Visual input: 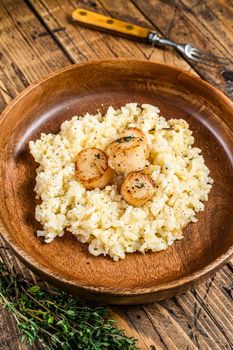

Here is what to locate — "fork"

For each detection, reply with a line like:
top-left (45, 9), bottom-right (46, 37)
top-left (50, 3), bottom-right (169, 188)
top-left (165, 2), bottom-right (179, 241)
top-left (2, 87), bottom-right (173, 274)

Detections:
top-left (147, 33), bottom-right (228, 65)
top-left (72, 8), bottom-right (229, 66)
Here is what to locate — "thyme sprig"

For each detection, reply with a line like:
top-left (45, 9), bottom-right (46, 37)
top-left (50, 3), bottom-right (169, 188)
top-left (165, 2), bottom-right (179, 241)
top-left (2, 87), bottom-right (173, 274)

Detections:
top-left (0, 262), bottom-right (138, 350)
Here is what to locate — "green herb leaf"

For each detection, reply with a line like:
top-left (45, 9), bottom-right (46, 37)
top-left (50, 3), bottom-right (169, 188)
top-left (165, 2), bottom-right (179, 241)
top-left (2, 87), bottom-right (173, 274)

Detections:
top-left (29, 285), bottom-right (41, 294)
top-left (0, 262), bottom-right (139, 350)
top-left (47, 316), bottom-right (54, 324)
top-left (116, 136), bottom-right (135, 143)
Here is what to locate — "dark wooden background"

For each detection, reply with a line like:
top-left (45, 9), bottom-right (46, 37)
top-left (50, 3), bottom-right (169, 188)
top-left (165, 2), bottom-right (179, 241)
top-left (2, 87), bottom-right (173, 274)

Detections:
top-left (0, 0), bottom-right (232, 349)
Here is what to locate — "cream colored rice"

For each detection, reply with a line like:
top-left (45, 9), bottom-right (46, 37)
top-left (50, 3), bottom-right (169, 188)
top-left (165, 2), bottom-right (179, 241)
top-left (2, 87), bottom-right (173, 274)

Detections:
top-left (29, 103), bottom-right (213, 261)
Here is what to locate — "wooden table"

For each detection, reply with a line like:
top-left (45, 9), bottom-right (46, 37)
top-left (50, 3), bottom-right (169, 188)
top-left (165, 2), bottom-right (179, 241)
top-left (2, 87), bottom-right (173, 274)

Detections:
top-left (0, 1), bottom-right (232, 349)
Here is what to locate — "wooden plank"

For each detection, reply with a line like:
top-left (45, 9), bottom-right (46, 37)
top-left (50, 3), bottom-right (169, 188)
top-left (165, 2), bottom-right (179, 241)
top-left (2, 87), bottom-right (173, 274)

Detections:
top-left (0, 0), bottom-right (72, 285)
top-left (0, 0), bottom-right (70, 86)
top-left (27, 0), bottom-right (193, 71)
top-left (195, 267), bottom-right (233, 348)
top-left (0, 2), bottom-right (69, 349)
top-left (144, 285), bottom-right (232, 350)
top-left (175, 0), bottom-right (233, 56)
top-left (0, 241), bottom-right (42, 350)
top-left (131, 0), bottom-right (233, 98)
top-left (0, 307), bottom-right (41, 350)
top-left (110, 307), bottom-right (152, 350)
top-left (27, 0), bottom-right (126, 61)
top-left (169, 294), bottom-right (230, 350)
top-left (123, 305), bottom-right (176, 350)
top-left (124, 305), bottom-right (194, 350)
top-left (156, 265), bottom-right (233, 350)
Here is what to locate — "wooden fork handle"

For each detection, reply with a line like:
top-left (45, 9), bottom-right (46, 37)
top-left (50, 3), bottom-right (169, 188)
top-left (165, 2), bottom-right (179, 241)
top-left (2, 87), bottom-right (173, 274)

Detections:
top-left (72, 8), bottom-right (151, 41)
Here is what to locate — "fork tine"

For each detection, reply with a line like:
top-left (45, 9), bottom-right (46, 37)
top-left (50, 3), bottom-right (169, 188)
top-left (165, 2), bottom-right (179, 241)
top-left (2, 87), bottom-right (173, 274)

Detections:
top-left (191, 48), bottom-right (230, 63)
top-left (192, 48), bottom-right (226, 58)
top-left (193, 54), bottom-right (229, 64)
top-left (191, 54), bottom-right (229, 65)
top-left (187, 51), bottom-right (227, 66)
top-left (192, 53), bottom-right (228, 62)
top-left (189, 55), bottom-right (227, 66)
top-left (187, 55), bottom-right (205, 63)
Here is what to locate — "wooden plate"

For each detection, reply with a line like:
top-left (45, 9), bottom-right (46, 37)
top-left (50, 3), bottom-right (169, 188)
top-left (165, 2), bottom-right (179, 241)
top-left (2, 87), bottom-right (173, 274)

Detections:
top-left (0, 59), bottom-right (233, 304)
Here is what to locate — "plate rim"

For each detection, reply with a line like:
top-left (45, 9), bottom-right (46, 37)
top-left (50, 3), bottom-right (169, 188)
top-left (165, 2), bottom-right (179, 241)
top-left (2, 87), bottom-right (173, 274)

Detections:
top-left (0, 58), bottom-right (233, 296)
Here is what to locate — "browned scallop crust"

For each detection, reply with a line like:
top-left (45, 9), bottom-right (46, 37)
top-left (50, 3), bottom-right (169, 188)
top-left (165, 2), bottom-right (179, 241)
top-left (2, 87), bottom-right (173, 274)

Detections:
top-left (121, 127), bottom-right (150, 158)
top-left (121, 171), bottom-right (156, 207)
top-left (75, 148), bottom-right (115, 190)
top-left (106, 128), bottom-right (150, 173)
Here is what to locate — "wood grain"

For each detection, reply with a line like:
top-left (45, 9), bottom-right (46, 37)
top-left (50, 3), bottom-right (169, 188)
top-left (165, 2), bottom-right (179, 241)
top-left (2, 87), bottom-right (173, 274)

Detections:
top-left (0, 0), bottom-right (233, 349)
top-left (27, 0), bottom-right (193, 70)
top-left (0, 0), bottom-right (71, 85)
top-left (132, 0), bottom-right (233, 97)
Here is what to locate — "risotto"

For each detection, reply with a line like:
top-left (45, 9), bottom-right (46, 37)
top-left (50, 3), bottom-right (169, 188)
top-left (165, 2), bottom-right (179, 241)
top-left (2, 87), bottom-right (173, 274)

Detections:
top-left (29, 103), bottom-right (213, 261)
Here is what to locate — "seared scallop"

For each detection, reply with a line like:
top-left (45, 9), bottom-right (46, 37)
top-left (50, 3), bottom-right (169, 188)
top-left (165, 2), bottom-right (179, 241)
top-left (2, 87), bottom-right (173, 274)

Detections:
top-left (121, 127), bottom-right (150, 158)
top-left (121, 171), bottom-right (156, 207)
top-left (75, 148), bottom-right (115, 190)
top-left (106, 128), bottom-right (150, 173)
